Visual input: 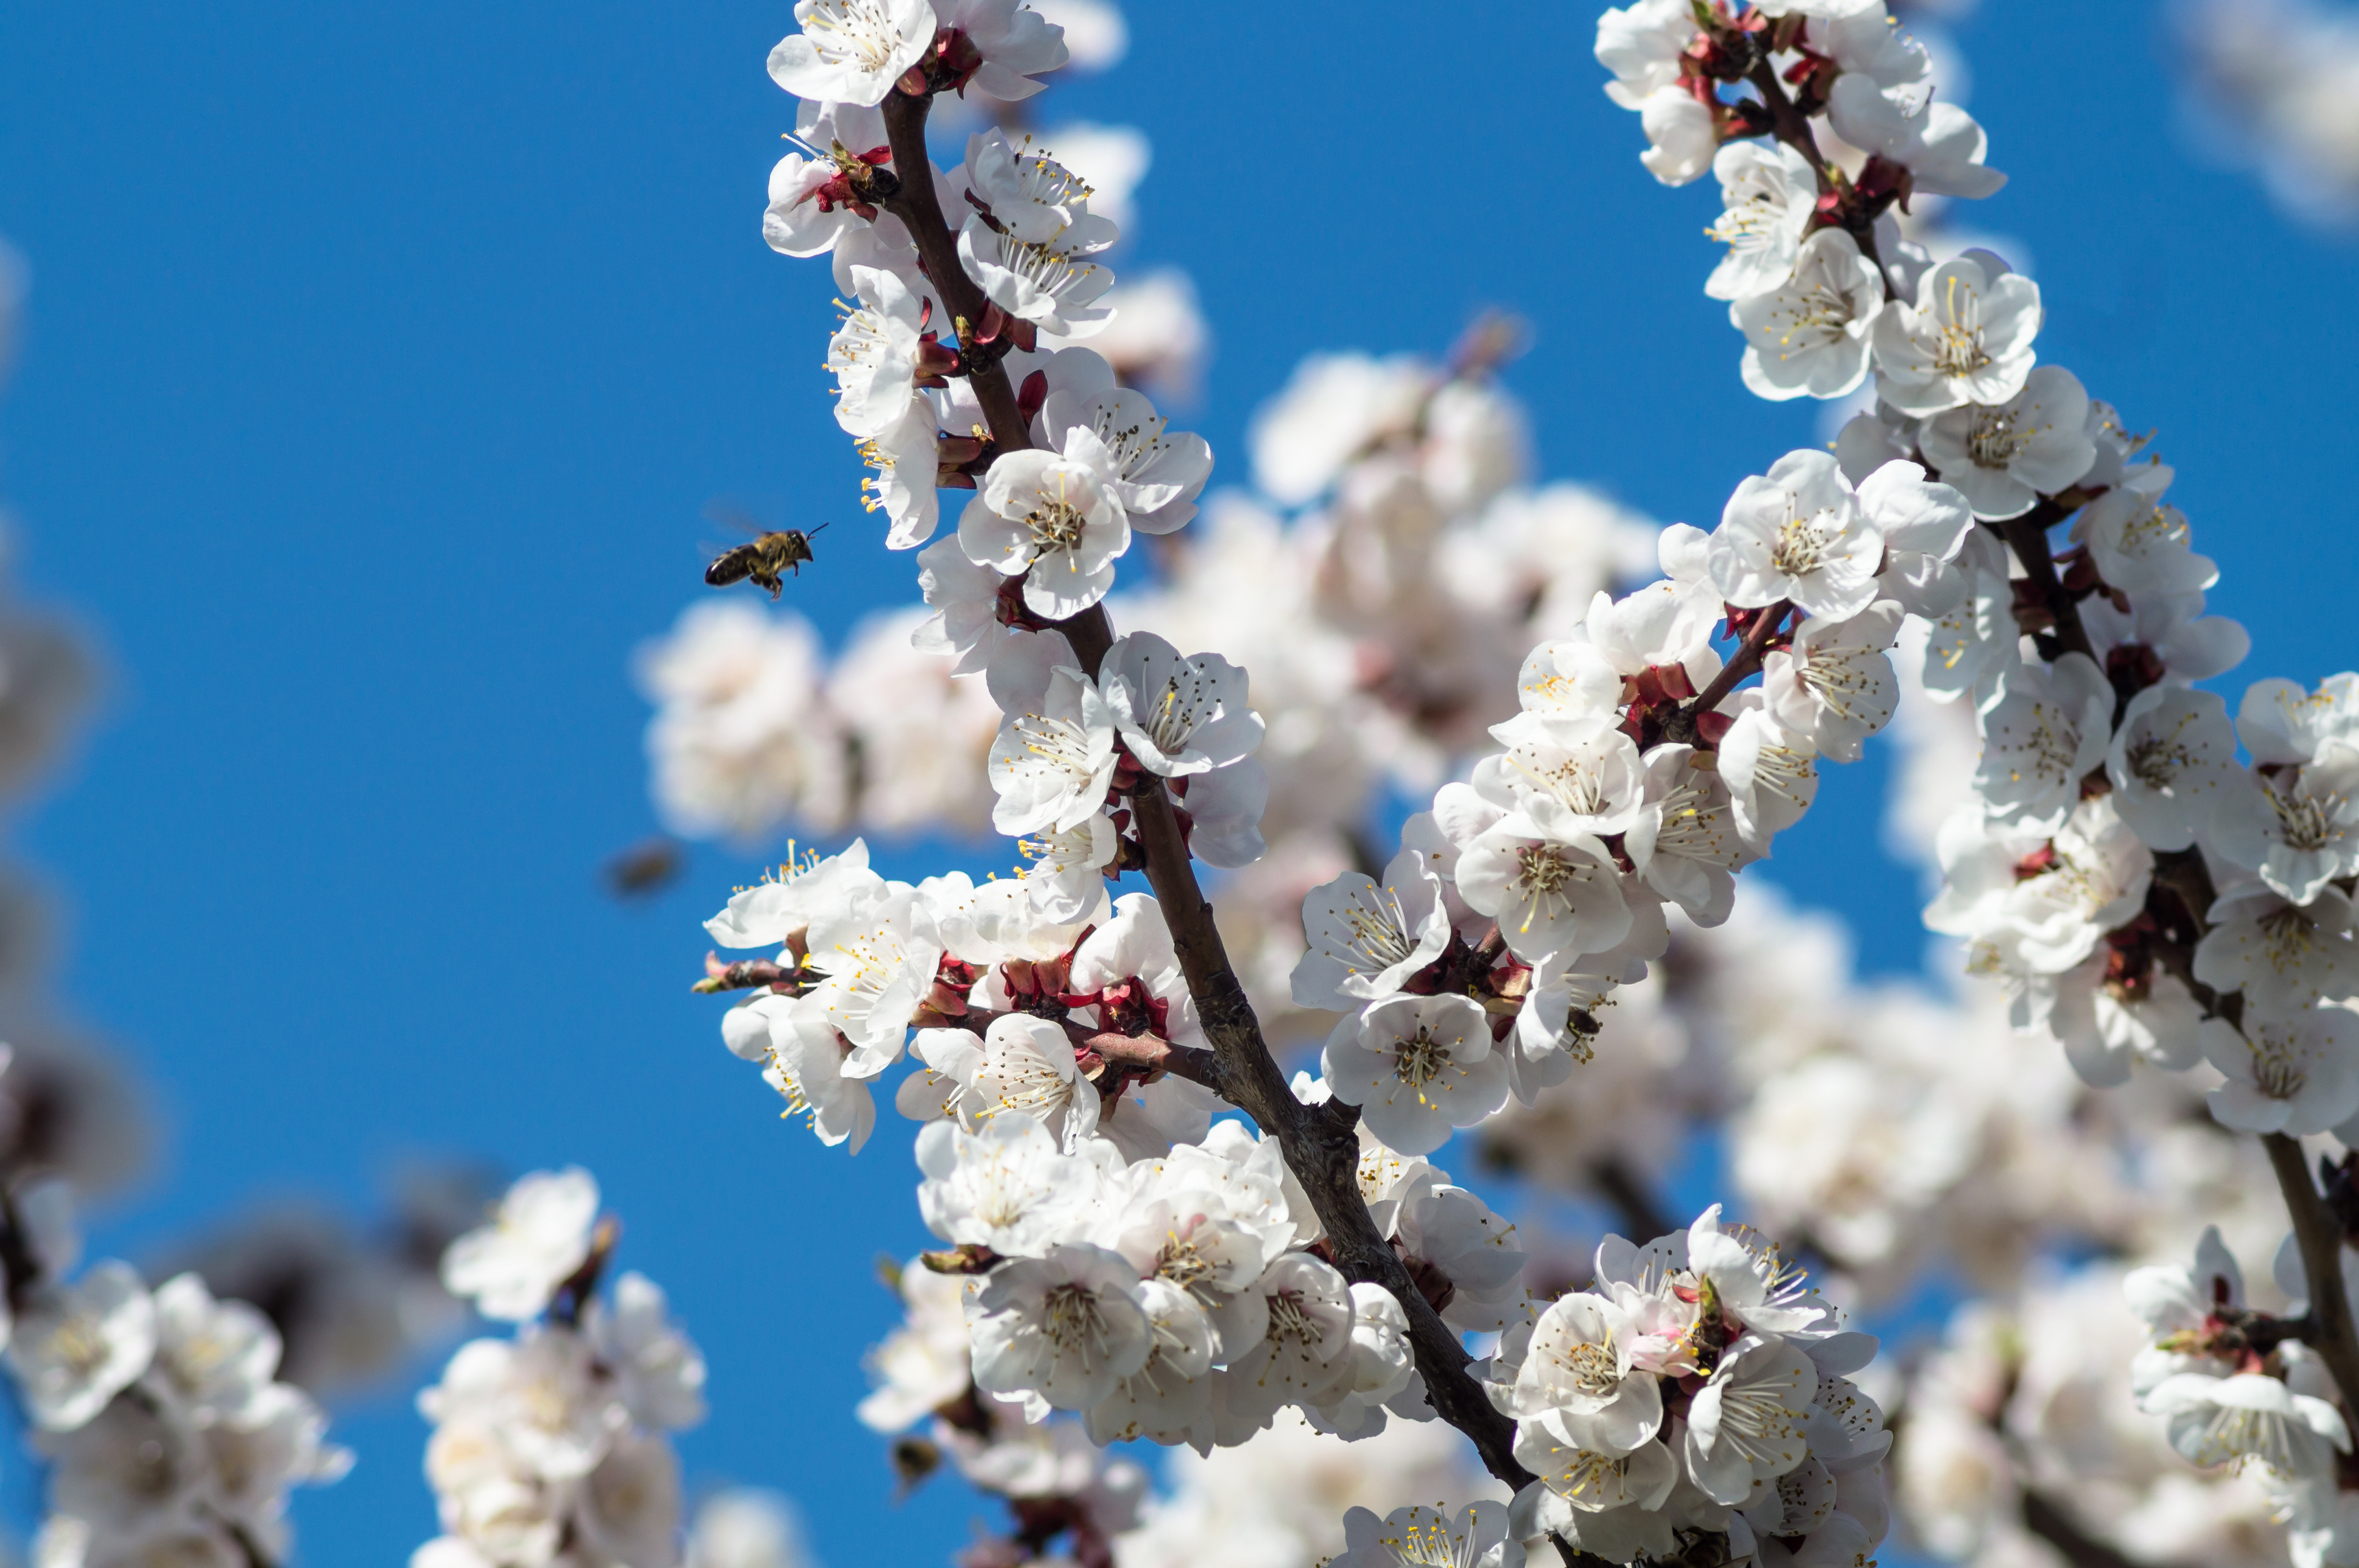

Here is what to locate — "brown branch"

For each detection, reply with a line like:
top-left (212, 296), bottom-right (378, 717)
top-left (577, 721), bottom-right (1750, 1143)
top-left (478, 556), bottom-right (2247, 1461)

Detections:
top-left (1678, 598), bottom-right (1790, 729)
top-left (873, 85), bottom-right (1538, 1497)
top-left (877, 91), bottom-right (1033, 454)
top-left (2264, 1134), bottom-right (2359, 1418)
top-left (2145, 849), bottom-right (2359, 1416)
top-left (1992, 500), bottom-right (2095, 664)
top-left (1739, 54), bottom-right (1901, 300)
top-left (2019, 1487), bottom-right (2142, 1568)
top-left (1588, 1156), bottom-right (1677, 1248)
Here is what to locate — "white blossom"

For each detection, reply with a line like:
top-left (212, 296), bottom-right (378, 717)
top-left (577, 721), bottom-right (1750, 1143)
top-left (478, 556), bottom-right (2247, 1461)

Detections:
top-left (958, 443), bottom-right (1131, 618)
top-left (1320, 993), bottom-right (1507, 1157)
top-left (766, 0), bottom-right (937, 107)
top-left (440, 1169), bottom-right (600, 1323)
top-left (969, 1243), bottom-right (1152, 1411)
top-left (1708, 448), bottom-right (1886, 621)
top-left (1733, 228), bottom-right (1886, 402)
top-left (1704, 141), bottom-right (1818, 303)
top-left (1918, 364), bottom-right (2100, 521)
top-left (1870, 252), bottom-right (2041, 417)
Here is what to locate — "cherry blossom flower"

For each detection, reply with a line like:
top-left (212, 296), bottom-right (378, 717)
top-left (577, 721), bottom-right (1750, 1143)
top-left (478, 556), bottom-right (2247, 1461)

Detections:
top-left (1096, 632), bottom-right (1261, 777)
top-left (1704, 142), bottom-right (1818, 303)
top-left (1289, 851), bottom-right (1451, 1011)
top-left (986, 664), bottom-right (1118, 836)
top-left (956, 209), bottom-right (1117, 338)
top-left (2239, 672), bottom-right (2359, 766)
top-left (1037, 378), bottom-right (1211, 535)
top-left (1492, 1291), bottom-right (1663, 1453)
top-left (1870, 253), bottom-right (2041, 417)
top-left (705, 840), bottom-right (882, 951)
top-left (1719, 700), bottom-right (1820, 852)
top-left (2070, 463), bottom-right (2219, 598)
top-left (1708, 448), bottom-right (1886, 621)
top-left (2194, 880), bottom-right (2359, 1016)
top-left (2106, 684), bottom-right (2242, 852)
top-left (2212, 740), bottom-right (2359, 904)
top-left (148, 1273), bottom-right (279, 1421)
top-left (968, 1243), bottom-right (1151, 1412)
top-left (1733, 229), bottom-right (1886, 402)
top-left (915, 1116), bottom-right (1099, 1256)
top-left (828, 266), bottom-right (935, 440)
top-left (1635, 86), bottom-right (1716, 186)
top-left (1594, 0), bottom-right (1698, 109)
top-left (838, 397), bottom-right (937, 547)
top-left (1916, 530), bottom-right (2021, 705)
top-left (1392, 1183), bottom-right (1527, 1334)
top-left (1762, 602), bottom-right (1902, 764)
top-left (760, 995), bottom-right (879, 1151)
top-left (2198, 1004), bottom-right (2359, 1136)
top-left (1623, 743), bottom-right (1744, 924)
top-left (585, 1272), bottom-right (707, 1433)
top-left (1017, 812), bottom-right (1118, 922)
top-left (1972, 651), bottom-right (2113, 832)
top-left (933, 0), bottom-right (1070, 100)
top-left (10, 1263), bottom-right (152, 1432)
top-left (802, 879), bottom-right (944, 1077)
top-left (441, 1169), bottom-right (600, 1323)
top-left (1454, 816), bottom-right (1633, 966)
top-left (2143, 1371), bottom-right (2349, 1480)
top-left (1221, 1253), bottom-right (1356, 1426)
top-left (1858, 458), bottom-right (1975, 617)
top-left (1682, 1334), bottom-right (1816, 1504)
top-left (766, 0), bottom-right (937, 106)
top-left (1918, 364), bottom-right (2098, 521)
top-left (959, 443), bottom-right (1131, 618)
top-left (1330, 1502), bottom-right (1525, 1568)
top-left (1320, 993), bottom-right (1507, 1156)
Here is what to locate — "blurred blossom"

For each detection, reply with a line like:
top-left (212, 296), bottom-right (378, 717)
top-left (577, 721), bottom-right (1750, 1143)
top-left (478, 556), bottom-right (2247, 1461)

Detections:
top-left (2177, 0), bottom-right (2359, 226)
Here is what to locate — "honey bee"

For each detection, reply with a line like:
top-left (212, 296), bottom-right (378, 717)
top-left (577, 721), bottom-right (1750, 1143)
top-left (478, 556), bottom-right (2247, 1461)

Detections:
top-left (703, 520), bottom-right (829, 599)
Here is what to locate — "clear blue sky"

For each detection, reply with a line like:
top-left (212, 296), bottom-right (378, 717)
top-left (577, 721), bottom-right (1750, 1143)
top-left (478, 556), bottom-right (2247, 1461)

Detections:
top-left (0, 1), bottom-right (2349, 1561)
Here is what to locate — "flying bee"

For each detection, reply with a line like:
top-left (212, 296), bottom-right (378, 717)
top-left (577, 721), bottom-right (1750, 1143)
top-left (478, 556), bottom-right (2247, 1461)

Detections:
top-left (703, 519), bottom-right (829, 599)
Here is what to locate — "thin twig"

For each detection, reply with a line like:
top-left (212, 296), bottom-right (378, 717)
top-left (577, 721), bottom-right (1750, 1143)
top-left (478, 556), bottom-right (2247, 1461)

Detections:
top-left (1680, 598), bottom-right (1790, 725)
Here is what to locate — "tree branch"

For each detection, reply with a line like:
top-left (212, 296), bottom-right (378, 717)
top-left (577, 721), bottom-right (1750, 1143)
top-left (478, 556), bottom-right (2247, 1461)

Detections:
top-left (1991, 501), bottom-right (2095, 664)
top-left (2019, 1486), bottom-right (2142, 1568)
top-left (874, 84), bottom-right (1539, 1496)
top-left (877, 91), bottom-right (1033, 454)
top-left (1682, 598), bottom-right (1790, 725)
top-left (2146, 850), bottom-right (2359, 1416)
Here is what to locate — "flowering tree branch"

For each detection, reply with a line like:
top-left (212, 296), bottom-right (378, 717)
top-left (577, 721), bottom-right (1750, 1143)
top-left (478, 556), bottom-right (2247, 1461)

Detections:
top-left (873, 76), bottom-right (1542, 1504)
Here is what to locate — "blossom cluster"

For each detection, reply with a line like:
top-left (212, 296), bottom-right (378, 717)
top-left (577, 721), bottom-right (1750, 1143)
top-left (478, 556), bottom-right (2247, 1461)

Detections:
top-left (1599, 0), bottom-right (2359, 1558)
top-left (414, 1169), bottom-right (710, 1568)
top-left (1484, 1207), bottom-right (1889, 1565)
top-left (0, 1175), bottom-right (351, 1568)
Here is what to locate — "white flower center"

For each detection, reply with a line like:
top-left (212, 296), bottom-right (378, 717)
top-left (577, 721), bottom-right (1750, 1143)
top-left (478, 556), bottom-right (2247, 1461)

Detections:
top-left (1041, 1282), bottom-right (1114, 1359)
top-left (1266, 1289), bottom-right (1324, 1348)
top-left (1391, 1025), bottom-right (1453, 1092)
top-left (1769, 502), bottom-right (1840, 578)
top-left (1964, 403), bottom-right (2044, 471)
top-left (1553, 1337), bottom-right (1621, 1396)
top-left (801, 0), bottom-right (907, 73)
top-left (980, 226), bottom-right (1105, 303)
top-left (1006, 710), bottom-right (1101, 782)
top-left (1932, 273), bottom-right (1992, 378)
top-left (2269, 779), bottom-right (2346, 854)
top-left (1800, 645), bottom-right (1882, 723)
top-left (2124, 712), bottom-right (2204, 792)
top-left (2246, 1022), bottom-right (2308, 1101)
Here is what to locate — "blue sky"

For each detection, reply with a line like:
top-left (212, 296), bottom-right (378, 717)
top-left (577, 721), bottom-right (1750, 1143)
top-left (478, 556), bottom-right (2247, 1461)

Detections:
top-left (0, 1), bottom-right (2353, 1561)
